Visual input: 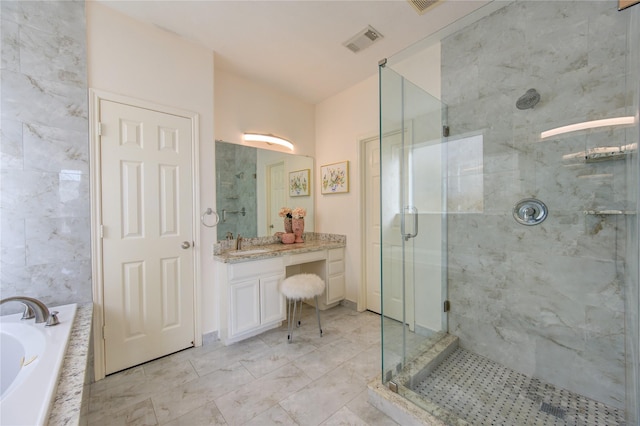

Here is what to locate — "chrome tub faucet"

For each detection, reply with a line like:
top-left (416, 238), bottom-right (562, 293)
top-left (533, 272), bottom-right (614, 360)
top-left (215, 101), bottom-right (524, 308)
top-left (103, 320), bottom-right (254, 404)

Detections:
top-left (0, 296), bottom-right (58, 326)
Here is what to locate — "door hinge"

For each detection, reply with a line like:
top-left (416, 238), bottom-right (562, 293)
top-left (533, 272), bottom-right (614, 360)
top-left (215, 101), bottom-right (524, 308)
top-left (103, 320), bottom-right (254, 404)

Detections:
top-left (99, 225), bottom-right (104, 238)
top-left (102, 324), bottom-right (107, 339)
top-left (443, 125), bottom-right (450, 137)
top-left (444, 300), bottom-right (451, 312)
top-left (97, 122), bottom-right (103, 136)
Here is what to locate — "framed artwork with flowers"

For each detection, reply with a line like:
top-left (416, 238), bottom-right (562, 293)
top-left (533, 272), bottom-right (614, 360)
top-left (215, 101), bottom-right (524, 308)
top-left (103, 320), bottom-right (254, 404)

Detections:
top-left (289, 169), bottom-right (310, 196)
top-left (320, 161), bottom-right (349, 194)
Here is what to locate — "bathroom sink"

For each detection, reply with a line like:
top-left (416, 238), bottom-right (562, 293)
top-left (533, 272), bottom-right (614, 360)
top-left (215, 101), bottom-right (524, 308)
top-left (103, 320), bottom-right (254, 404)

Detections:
top-left (228, 249), bottom-right (270, 256)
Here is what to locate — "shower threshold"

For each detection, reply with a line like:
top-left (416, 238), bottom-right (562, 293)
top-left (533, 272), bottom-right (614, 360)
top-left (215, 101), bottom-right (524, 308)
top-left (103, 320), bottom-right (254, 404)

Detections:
top-left (370, 334), bottom-right (626, 426)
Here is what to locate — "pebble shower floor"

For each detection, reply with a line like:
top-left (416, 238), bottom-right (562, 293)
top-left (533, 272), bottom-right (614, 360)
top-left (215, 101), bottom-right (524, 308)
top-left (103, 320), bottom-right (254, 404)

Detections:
top-left (413, 348), bottom-right (625, 425)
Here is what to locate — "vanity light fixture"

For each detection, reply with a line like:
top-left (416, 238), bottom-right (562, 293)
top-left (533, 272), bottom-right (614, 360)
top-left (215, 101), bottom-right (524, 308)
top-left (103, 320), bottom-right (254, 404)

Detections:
top-left (243, 133), bottom-right (294, 151)
top-left (540, 116), bottom-right (635, 139)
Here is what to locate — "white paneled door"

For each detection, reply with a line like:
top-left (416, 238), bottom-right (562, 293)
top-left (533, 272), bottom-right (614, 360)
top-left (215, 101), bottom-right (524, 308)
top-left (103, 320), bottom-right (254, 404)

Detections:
top-left (380, 130), bottom-right (414, 329)
top-left (100, 100), bottom-right (195, 375)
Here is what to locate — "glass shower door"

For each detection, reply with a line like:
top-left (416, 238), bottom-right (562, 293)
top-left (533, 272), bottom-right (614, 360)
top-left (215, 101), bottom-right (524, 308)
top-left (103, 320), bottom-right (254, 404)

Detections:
top-left (380, 63), bottom-right (448, 385)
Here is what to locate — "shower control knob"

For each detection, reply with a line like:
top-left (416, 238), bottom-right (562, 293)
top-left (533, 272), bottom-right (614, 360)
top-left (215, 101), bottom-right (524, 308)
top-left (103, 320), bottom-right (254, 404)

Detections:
top-left (513, 199), bottom-right (548, 226)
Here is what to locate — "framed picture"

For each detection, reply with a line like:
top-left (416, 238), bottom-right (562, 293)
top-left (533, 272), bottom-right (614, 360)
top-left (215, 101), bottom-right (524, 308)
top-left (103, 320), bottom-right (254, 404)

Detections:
top-left (289, 169), bottom-right (310, 196)
top-left (321, 161), bottom-right (349, 194)
top-left (619, 0), bottom-right (640, 10)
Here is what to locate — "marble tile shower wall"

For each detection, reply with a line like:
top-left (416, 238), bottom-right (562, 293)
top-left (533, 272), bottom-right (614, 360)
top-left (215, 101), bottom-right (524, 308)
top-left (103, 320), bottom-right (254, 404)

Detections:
top-left (441, 1), bottom-right (632, 409)
top-left (215, 142), bottom-right (257, 240)
top-left (0, 1), bottom-right (91, 311)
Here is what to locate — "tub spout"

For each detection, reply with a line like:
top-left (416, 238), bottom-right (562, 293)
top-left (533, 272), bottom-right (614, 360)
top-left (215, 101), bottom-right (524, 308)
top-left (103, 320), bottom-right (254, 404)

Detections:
top-left (0, 296), bottom-right (51, 324)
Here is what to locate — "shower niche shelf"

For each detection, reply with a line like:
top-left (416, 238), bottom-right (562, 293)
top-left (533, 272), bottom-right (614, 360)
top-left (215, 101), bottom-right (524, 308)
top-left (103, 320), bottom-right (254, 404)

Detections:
top-left (583, 210), bottom-right (637, 216)
top-left (584, 144), bottom-right (636, 163)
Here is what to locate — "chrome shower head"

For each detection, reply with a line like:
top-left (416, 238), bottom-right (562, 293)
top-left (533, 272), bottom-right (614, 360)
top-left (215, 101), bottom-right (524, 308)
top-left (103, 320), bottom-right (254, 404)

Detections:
top-left (516, 88), bottom-right (540, 110)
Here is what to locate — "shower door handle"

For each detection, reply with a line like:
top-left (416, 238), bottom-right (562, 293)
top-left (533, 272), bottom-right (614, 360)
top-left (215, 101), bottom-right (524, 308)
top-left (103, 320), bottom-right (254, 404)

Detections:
top-left (401, 206), bottom-right (418, 241)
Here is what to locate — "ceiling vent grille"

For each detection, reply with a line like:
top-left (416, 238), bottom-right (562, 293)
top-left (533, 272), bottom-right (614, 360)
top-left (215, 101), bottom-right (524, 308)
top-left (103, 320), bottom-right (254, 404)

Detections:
top-left (407, 0), bottom-right (441, 15)
top-left (343, 25), bottom-right (384, 54)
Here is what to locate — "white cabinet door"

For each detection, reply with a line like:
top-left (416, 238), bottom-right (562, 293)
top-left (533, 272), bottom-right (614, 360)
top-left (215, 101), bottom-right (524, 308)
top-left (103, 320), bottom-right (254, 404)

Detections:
top-left (260, 274), bottom-right (285, 325)
top-left (230, 279), bottom-right (260, 336)
top-left (326, 248), bottom-right (345, 305)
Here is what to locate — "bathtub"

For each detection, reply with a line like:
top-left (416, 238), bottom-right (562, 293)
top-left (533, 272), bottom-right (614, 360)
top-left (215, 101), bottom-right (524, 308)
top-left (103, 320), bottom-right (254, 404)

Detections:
top-left (0, 303), bottom-right (77, 426)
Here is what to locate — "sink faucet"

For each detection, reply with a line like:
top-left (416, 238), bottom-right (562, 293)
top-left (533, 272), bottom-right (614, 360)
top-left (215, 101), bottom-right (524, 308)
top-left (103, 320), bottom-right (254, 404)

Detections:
top-left (236, 234), bottom-right (242, 250)
top-left (0, 296), bottom-right (51, 324)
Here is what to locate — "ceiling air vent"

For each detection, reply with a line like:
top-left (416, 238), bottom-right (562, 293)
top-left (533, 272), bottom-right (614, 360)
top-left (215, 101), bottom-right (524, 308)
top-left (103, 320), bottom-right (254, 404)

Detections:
top-left (343, 25), bottom-right (383, 54)
top-left (407, 0), bottom-right (441, 15)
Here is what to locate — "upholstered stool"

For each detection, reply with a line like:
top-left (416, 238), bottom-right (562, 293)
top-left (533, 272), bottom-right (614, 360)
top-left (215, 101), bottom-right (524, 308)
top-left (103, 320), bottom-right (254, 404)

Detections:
top-left (279, 273), bottom-right (325, 343)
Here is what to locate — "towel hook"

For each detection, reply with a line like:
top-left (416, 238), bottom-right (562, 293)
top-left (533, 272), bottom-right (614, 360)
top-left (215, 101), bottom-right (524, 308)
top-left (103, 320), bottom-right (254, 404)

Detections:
top-left (201, 208), bottom-right (220, 228)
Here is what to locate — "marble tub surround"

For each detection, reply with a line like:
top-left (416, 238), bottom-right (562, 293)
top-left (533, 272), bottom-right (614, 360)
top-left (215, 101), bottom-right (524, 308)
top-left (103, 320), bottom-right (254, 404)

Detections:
top-left (49, 303), bottom-right (93, 426)
top-left (0, 0), bottom-right (93, 313)
top-left (213, 232), bottom-right (346, 263)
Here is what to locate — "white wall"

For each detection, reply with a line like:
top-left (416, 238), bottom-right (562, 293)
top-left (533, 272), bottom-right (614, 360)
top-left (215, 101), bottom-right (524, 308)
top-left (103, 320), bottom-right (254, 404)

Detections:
top-left (315, 75), bottom-right (379, 304)
top-left (86, 2), bottom-right (218, 333)
top-left (315, 44), bottom-right (442, 309)
top-left (214, 69), bottom-right (315, 157)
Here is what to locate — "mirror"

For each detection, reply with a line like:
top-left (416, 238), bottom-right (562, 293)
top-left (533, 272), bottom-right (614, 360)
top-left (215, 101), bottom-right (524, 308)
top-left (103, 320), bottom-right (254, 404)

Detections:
top-left (215, 140), bottom-right (314, 241)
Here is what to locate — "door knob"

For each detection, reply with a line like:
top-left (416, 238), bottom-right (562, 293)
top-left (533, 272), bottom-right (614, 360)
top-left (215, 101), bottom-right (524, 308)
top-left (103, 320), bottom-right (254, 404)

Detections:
top-left (181, 241), bottom-right (191, 249)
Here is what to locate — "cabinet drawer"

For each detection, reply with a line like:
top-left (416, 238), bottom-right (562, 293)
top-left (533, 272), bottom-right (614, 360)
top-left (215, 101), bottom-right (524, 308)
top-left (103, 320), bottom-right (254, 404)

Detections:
top-left (328, 260), bottom-right (344, 275)
top-left (328, 247), bottom-right (344, 261)
top-left (228, 258), bottom-right (283, 281)
top-left (286, 250), bottom-right (327, 265)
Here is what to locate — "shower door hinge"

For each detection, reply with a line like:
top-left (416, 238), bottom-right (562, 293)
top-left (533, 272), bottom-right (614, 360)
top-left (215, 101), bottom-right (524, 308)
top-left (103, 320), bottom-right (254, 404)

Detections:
top-left (443, 126), bottom-right (450, 137)
top-left (444, 300), bottom-right (451, 312)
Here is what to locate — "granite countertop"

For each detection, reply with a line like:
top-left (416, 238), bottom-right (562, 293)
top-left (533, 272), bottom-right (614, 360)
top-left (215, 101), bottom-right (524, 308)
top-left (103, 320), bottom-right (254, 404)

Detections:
top-left (48, 303), bottom-right (93, 426)
top-left (214, 232), bottom-right (346, 263)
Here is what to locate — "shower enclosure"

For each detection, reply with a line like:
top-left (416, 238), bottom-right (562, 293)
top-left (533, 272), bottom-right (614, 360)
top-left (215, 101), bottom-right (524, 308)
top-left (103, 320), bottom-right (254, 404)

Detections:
top-left (378, 1), bottom-right (639, 424)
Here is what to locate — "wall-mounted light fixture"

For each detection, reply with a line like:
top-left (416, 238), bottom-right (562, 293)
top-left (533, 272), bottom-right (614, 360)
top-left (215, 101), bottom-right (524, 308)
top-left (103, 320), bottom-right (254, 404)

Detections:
top-left (243, 133), bottom-right (294, 151)
top-left (541, 116), bottom-right (635, 139)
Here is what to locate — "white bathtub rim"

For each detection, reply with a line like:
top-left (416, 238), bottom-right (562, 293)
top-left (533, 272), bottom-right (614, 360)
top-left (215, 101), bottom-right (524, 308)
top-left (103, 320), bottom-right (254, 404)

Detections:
top-left (0, 303), bottom-right (77, 426)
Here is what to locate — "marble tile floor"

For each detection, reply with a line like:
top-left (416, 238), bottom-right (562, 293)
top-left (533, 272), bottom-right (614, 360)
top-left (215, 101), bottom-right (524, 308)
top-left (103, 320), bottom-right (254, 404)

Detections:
top-left (87, 304), bottom-right (400, 426)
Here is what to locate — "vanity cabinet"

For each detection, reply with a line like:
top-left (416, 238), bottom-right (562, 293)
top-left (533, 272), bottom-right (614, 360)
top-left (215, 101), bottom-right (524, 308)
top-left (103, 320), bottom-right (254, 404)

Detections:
top-left (215, 240), bottom-right (346, 345)
top-left (220, 258), bottom-right (285, 344)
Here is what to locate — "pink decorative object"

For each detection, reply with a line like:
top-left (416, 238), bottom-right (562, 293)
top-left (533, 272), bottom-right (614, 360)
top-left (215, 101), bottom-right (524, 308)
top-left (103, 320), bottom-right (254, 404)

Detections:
top-left (281, 233), bottom-right (295, 244)
top-left (284, 217), bottom-right (293, 233)
top-left (292, 218), bottom-right (304, 243)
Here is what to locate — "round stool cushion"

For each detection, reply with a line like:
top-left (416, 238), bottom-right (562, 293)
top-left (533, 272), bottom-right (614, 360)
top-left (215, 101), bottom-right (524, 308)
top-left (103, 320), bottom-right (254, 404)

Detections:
top-left (280, 273), bottom-right (325, 299)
